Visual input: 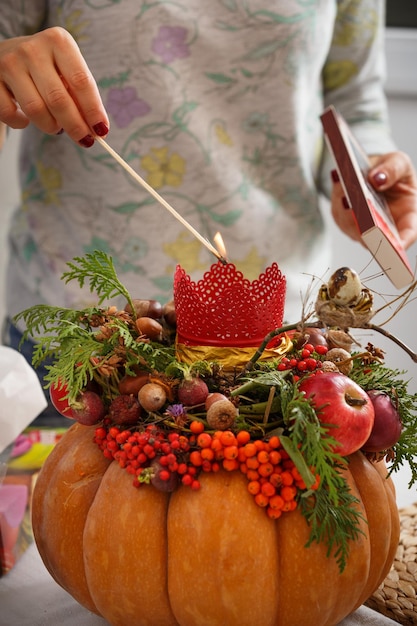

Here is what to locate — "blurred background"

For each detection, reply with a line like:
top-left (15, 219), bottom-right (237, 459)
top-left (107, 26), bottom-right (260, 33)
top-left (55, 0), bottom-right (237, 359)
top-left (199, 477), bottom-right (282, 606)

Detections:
top-left (0, 5), bottom-right (416, 505)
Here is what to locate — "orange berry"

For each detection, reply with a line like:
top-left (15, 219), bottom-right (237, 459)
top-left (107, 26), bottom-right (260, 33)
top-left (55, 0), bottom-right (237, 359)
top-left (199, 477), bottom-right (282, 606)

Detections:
top-left (280, 470), bottom-right (294, 486)
top-left (257, 450), bottom-right (269, 464)
top-left (267, 507), bottom-right (282, 520)
top-left (291, 466), bottom-right (302, 481)
top-left (243, 442), bottom-right (257, 458)
top-left (210, 438), bottom-right (223, 452)
top-left (200, 447), bottom-right (214, 461)
top-left (254, 492), bottom-right (269, 508)
top-left (247, 480), bottom-right (261, 495)
top-left (246, 469), bottom-right (260, 482)
top-left (269, 494), bottom-right (285, 510)
top-left (311, 474), bottom-right (321, 490)
top-left (236, 430), bottom-right (251, 445)
top-left (268, 435), bottom-right (281, 449)
top-left (269, 450), bottom-right (281, 465)
top-left (254, 439), bottom-right (266, 451)
top-left (190, 420), bottom-right (205, 435)
top-left (269, 473), bottom-right (283, 488)
top-left (220, 430), bottom-right (237, 447)
top-left (282, 499), bottom-right (297, 512)
top-left (189, 450), bottom-right (203, 467)
top-left (258, 462), bottom-right (274, 477)
top-left (246, 456), bottom-right (260, 470)
top-left (223, 458), bottom-right (239, 472)
top-left (197, 432), bottom-right (212, 448)
top-left (214, 448), bottom-right (225, 461)
top-left (281, 485), bottom-right (297, 501)
top-left (224, 445), bottom-right (238, 460)
top-left (237, 447), bottom-right (247, 462)
top-left (261, 481), bottom-right (276, 498)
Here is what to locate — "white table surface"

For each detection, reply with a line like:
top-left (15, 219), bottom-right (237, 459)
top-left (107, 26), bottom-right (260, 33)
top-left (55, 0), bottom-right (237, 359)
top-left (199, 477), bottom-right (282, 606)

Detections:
top-left (0, 540), bottom-right (398, 626)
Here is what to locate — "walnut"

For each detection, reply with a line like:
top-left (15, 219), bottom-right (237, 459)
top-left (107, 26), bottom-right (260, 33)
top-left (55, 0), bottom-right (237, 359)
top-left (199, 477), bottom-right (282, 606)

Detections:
top-left (325, 348), bottom-right (353, 375)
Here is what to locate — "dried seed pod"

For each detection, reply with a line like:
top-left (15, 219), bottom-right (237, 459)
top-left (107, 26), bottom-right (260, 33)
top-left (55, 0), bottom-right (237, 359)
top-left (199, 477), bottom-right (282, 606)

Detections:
top-left (206, 399), bottom-right (238, 430)
top-left (325, 348), bottom-right (353, 375)
top-left (326, 329), bottom-right (353, 351)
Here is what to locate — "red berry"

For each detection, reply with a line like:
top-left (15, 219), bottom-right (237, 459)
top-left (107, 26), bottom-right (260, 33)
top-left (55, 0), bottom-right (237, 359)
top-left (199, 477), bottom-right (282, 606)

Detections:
top-left (181, 474), bottom-right (193, 486)
top-left (159, 470), bottom-right (171, 482)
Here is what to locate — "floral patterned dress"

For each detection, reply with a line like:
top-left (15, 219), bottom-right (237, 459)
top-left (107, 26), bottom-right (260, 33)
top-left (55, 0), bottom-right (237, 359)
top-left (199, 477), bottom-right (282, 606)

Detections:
top-left (0, 0), bottom-right (395, 322)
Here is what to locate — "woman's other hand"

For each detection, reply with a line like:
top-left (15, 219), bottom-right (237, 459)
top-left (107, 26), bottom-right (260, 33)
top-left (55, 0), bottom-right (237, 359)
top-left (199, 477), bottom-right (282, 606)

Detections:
top-left (330, 151), bottom-right (417, 249)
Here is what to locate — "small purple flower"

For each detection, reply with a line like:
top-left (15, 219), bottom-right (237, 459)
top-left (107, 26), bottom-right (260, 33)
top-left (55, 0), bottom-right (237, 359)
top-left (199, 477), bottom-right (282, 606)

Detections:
top-left (164, 404), bottom-right (188, 426)
top-left (151, 26), bottom-right (190, 64)
top-left (106, 86), bottom-right (151, 128)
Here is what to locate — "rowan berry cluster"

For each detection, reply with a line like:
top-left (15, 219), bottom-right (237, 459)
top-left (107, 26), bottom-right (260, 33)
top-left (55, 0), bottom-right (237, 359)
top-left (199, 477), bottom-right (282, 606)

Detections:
top-left (94, 420), bottom-right (320, 517)
top-left (277, 342), bottom-right (328, 379)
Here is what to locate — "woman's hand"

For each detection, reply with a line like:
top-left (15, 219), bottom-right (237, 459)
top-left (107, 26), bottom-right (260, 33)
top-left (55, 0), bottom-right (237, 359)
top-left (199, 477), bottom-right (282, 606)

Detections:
top-left (0, 27), bottom-right (109, 146)
top-left (330, 151), bottom-right (417, 249)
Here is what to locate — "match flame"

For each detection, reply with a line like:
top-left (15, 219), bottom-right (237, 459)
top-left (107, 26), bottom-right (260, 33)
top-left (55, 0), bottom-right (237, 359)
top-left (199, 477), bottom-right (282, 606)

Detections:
top-left (213, 232), bottom-right (227, 262)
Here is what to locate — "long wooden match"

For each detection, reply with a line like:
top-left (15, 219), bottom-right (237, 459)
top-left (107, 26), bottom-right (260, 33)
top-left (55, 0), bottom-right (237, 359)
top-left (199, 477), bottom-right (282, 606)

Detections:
top-left (96, 137), bottom-right (227, 264)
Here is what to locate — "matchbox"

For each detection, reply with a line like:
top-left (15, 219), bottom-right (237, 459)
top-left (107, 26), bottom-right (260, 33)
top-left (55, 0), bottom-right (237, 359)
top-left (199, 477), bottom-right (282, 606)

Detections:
top-left (320, 105), bottom-right (414, 289)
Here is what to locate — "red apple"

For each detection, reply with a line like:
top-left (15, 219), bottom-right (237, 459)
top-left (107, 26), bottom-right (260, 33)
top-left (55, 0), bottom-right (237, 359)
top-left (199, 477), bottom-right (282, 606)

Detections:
top-left (298, 372), bottom-right (375, 456)
top-left (49, 380), bottom-right (74, 418)
top-left (361, 390), bottom-right (402, 452)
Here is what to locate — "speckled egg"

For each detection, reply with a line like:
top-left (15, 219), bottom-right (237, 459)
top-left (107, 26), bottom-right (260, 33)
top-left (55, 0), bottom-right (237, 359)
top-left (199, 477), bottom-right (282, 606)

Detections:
top-left (327, 267), bottom-right (362, 306)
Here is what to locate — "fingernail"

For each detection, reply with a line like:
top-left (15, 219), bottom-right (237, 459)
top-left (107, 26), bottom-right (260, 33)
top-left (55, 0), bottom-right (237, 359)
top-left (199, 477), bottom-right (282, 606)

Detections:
top-left (331, 169), bottom-right (340, 183)
top-left (79, 134), bottom-right (95, 148)
top-left (372, 171), bottom-right (387, 186)
top-left (342, 196), bottom-right (350, 210)
top-left (93, 122), bottom-right (109, 137)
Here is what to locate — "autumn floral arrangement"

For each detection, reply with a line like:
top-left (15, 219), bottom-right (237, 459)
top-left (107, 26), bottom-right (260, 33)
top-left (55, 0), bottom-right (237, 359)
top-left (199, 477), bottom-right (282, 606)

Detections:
top-left (15, 252), bottom-right (417, 572)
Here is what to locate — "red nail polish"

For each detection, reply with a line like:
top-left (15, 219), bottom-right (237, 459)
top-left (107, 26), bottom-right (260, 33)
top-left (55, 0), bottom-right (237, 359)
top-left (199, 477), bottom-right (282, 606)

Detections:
top-left (342, 196), bottom-right (350, 210)
top-left (372, 171), bottom-right (387, 186)
top-left (79, 135), bottom-right (95, 148)
top-left (331, 169), bottom-right (340, 183)
top-left (93, 122), bottom-right (109, 137)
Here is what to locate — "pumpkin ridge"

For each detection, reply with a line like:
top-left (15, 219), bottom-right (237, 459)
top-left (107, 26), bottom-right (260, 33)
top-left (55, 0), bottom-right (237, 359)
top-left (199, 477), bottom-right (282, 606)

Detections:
top-left (324, 461), bottom-right (371, 625)
top-left (346, 452), bottom-right (396, 608)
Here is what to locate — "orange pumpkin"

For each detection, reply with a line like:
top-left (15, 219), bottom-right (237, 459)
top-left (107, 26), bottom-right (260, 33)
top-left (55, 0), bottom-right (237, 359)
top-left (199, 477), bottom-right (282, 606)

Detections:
top-left (32, 422), bottom-right (399, 626)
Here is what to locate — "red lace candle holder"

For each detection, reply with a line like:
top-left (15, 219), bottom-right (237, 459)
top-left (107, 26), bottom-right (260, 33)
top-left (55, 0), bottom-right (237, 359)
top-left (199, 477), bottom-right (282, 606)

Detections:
top-left (173, 262), bottom-right (286, 348)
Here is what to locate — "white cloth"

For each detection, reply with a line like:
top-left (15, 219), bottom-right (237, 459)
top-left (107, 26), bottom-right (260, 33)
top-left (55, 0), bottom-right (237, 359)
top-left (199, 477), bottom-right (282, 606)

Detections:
top-left (0, 542), bottom-right (399, 626)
